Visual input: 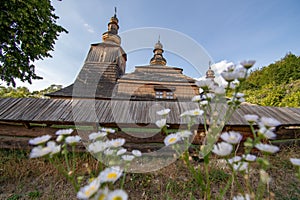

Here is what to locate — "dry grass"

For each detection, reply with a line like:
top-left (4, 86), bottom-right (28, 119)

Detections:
top-left (1, 145), bottom-right (300, 200)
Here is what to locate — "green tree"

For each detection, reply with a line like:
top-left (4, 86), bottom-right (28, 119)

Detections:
top-left (243, 53), bottom-right (300, 107)
top-left (243, 53), bottom-right (300, 90)
top-left (31, 84), bottom-right (62, 98)
top-left (0, 0), bottom-right (67, 87)
top-left (0, 86), bottom-right (31, 98)
top-left (0, 84), bottom-right (62, 98)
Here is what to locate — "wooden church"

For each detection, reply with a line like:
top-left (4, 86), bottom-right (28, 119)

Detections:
top-left (0, 11), bottom-right (299, 151)
top-left (46, 12), bottom-right (200, 101)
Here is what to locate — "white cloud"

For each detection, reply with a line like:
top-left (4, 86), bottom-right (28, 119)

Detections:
top-left (84, 23), bottom-right (95, 33)
top-left (195, 60), bottom-right (234, 86)
top-left (211, 60), bottom-right (234, 74)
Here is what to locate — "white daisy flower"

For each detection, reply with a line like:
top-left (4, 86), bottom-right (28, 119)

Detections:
top-left (228, 156), bottom-right (242, 164)
top-left (77, 177), bottom-right (101, 199)
top-left (233, 161), bottom-right (248, 171)
top-left (212, 142), bottom-right (233, 156)
top-left (212, 86), bottom-right (226, 94)
top-left (258, 127), bottom-right (276, 139)
top-left (241, 60), bottom-right (256, 69)
top-left (29, 146), bottom-right (51, 158)
top-left (116, 148), bottom-right (127, 156)
top-left (180, 110), bottom-right (191, 117)
top-left (290, 158), bottom-right (300, 166)
top-left (29, 135), bottom-right (51, 145)
top-left (156, 108), bottom-right (171, 115)
top-left (47, 141), bottom-right (61, 155)
top-left (221, 70), bottom-right (237, 82)
top-left (55, 129), bottom-right (73, 135)
top-left (65, 135), bottom-right (81, 145)
top-left (200, 100), bottom-right (208, 106)
top-left (132, 149), bottom-right (142, 157)
top-left (229, 82), bottom-right (237, 89)
top-left (236, 67), bottom-right (247, 81)
top-left (260, 117), bottom-right (281, 127)
top-left (255, 143), bottom-right (279, 154)
top-left (99, 166), bottom-right (123, 183)
top-left (244, 114), bottom-right (259, 123)
top-left (192, 95), bottom-right (201, 102)
top-left (106, 189), bottom-right (128, 200)
top-left (205, 93), bottom-right (215, 100)
top-left (233, 193), bottom-right (250, 200)
top-left (91, 187), bottom-right (109, 200)
top-left (243, 154), bottom-right (257, 162)
top-left (155, 118), bottom-right (166, 128)
top-left (104, 148), bottom-right (114, 155)
top-left (236, 93), bottom-right (244, 98)
top-left (89, 131), bottom-right (107, 140)
top-left (164, 133), bottom-right (181, 146)
top-left (109, 138), bottom-right (125, 148)
top-left (220, 131), bottom-right (242, 144)
top-left (195, 79), bottom-right (214, 89)
top-left (190, 108), bottom-right (204, 116)
top-left (101, 128), bottom-right (115, 134)
top-left (176, 130), bottom-right (193, 138)
top-left (122, 155), bottom-right (135, 161)
top-left (88, 141), bottom-right (108, 153)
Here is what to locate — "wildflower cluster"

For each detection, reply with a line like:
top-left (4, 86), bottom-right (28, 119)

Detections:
top-left (77, 166), bottom-right (127, 199)
top-left (87, 130), bottom-right (142, 164)
top-left (29, 129), bottom-right (82, 191)
top-left (155, 108), bottom-right (170, 132)
top-left (29, 128), bottom-right (133, 199)
top-left (158, 60), bottom-right (298, 199)
top-left (29, 129), bottom-right (77, 159)
top-left (211, 114), bottom-right (282, 199)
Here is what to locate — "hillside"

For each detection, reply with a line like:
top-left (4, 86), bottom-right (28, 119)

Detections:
top-left (243, 53), bottom-right (300, 107)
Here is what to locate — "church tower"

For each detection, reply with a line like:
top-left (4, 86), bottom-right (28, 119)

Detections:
top-left (46, 9), bottom-right (127, 99)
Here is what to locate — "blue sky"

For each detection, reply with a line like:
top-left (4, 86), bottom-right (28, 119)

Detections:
top-left (15, 0), bottom-right (300, 91)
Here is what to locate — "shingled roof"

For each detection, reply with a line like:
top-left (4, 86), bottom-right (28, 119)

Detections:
top-left (0, 98), bottom-right (299, 127)
top-left (119, 65), bottom-right (196, 83)
top-left (46, 42), bottom-right (126, 99)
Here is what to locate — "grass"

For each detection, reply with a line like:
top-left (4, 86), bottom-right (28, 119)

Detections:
top-left (1, 145), bottom-right (300, 200)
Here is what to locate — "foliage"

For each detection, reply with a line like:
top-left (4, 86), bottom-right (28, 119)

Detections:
top-left (244, 79), bottom-right (300, 107)
top-left (243, 53), bottom-right (300, 107)
top-left (244, 53), bottom-right (300, 89)
top-left (0, 84), bottom-right (62, 98)
top-left (0, 0), bottom-right (67, 87)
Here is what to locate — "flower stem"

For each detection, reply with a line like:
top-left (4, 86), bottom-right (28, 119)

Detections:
top-left (204, 154), bottom-right (211, 200)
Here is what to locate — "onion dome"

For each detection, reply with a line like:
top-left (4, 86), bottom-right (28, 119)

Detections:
top-left (206, 66), bottom-right (215, 79)
top-left (150, 39), bottom-right (167, 66)
top-left (102, 7), bottom-right (121, 45)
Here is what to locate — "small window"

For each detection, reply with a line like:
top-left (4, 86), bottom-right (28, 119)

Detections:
top-left (155, 91), bottom-right (163, 99)
top-left (166, 91), bottom-right (174, 99)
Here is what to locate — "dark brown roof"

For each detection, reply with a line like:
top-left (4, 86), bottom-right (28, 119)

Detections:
top-left (119, 65), bottom-right (195, 83)
top-left (0, 98), bottom-right (299, 127)
top-left (46, 42), bottom-right (126, 99)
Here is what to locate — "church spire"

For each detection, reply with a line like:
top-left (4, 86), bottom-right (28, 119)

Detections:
top-left (206, 61), bottom-right (215, 79)
top-left (150, 38), bottom-right (167, 66)
top-left (102, 7), bottom-right (121, 45)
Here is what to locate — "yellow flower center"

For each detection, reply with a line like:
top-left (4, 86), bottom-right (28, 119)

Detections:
top-left (168, 137), bottom-right (177, 143)
top-left (112, 196), bottom-right (123, 200)
top-left (98, 194), bottom-right (106, 200)
top-left (85, 185), bottom-right (96, 196)
top-left (107, 172), bottom-right (117, 179)
top-left (229, 136), bottom-right (236, 141)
